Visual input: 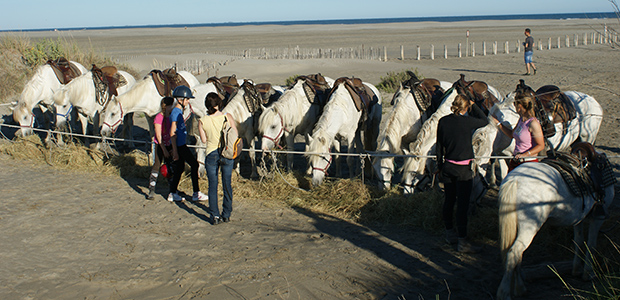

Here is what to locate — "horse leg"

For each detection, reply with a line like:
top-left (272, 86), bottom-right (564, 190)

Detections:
top-left (78, 113), bottom-right (89, 147)
top-left (286, 133), bottom-right (295, 171)
top-left (572, 222), bottom-right (586, 277)
top-left (249, 137), bottom-right (258, 179)
top-left (498, 231), bottom-right (536, 299)
top-left (583, 219), bottom-right (605, 280)
top-left (122, 113), bottom-right (135, 149)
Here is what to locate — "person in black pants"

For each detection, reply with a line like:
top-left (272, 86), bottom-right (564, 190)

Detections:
top-left (168, 86), bottom-right (208, 202)
top-left (436, 94), bottom-right (488, 253)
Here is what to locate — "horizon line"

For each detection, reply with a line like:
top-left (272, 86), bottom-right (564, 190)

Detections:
top-left (2, 11), bottom-right (616, 33)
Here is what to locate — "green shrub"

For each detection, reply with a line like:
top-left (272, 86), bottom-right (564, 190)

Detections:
top-left (21, 38), bottom-right (65, 67)
top-left (377, 68), bottom-right (422, 93)
top-left (285, 74), bottom-right (301, 87)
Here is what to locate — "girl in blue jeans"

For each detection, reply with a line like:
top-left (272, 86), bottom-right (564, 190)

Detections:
top-left (198, 92), bottom-right (238, 225)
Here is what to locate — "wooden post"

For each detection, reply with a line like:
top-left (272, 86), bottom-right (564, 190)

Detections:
top-left (416, 45), bottom-right (421, 60)
top-left (493, 41), bottom-right (497, 55)
top-left (548, 37), bottom-right (552, 50)
top-left (400, 45), bottom-right (404, 60)
top-left (557, 37), bottom-right (561, 49)
top-left (483, 41), bottom-right (486, 56)
top-left (431, 44), bottom-right (435, 60)
top-left (517, 39), bottom-right (521, 53)
top-left (444, 45), bottom-right (448, 58)
top-left (505, 41), bottom-right (509, 54)
top-left (383, 46), bottom-right (387, 61)
top-left (458, 43), bottom-right (462, 57)
top-left (471, 42), bottom-right (475, 57)
top-left (574, 34), bottom-right (578, 46)
top-left (565, 35), bottom-right (569, 48)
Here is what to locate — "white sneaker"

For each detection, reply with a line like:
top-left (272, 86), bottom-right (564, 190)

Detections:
top-left (192, 191), bottom-right (208, 201)
top-left (167, 192), bottom-right (185, 202)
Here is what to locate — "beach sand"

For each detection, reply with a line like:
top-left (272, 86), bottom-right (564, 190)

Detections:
top-left (1, 18), bottom-right (620, 299)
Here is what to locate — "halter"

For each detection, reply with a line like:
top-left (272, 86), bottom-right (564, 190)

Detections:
top-left (261, 111), bottom-right (289, 149)
top-left (102, 101), bottom-right (123, 134)
top-left (312, 151), bottom-right (332, 175)
top-left (55, 104), bottom-right (73, 119)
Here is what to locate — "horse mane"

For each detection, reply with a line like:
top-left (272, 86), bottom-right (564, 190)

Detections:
top-left (19, 64), bottom-right (50, 106)
top-left (306, 127), bottom-right (331, 157)
top-left (377, 86), bottom-right (413, 153)
top-left (257, 105), bottom-right (279, 134)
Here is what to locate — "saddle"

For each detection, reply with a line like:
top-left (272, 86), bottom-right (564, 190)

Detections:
top-left (295, 73), bottom-right (332, 106)
top-left (255, 83), bottom-right (281, 106)
top-left (206, 75), bottom-right (240, 107)
top-left (148, 68), bottom-right (190, 97)
top-left (331, 77), bottom-right (377, 112)
top-left (454, 74), bottom-right (499, 115)
top-left (402, 71), bottom-right (445, 115)
top-left (47, 57), bottom-right (82, 84)
top-left (541, 142), bottom-right (616, 218)
top-left (91, 65), bottom-right (128, 106)
top-left (536, 85), bottom-right (577, 135)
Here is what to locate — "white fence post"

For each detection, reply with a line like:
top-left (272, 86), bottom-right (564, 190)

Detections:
top-left (557, 37), bottom-right (561, 49)
top-left (471, 42), bottom-right (475, 57)
top-left (444, 45), bottom-right (448, 58)
top-left (493, 41), bottom-right (497, 55)
top-left (565, 35), bottom-right (570, 47)
top-left (458, 43), bottom-right (462, 57)
top-left (517, 39), bottom-right (521, 53)
top-left (548, 37), bottom-right (552, 49)
top-left (431, 45), bottom-right (435, 60)
top-left (417, 45), bottom-right (421, 60)
top-left (400, 45), bottom-right (404, 60)
top-left (505, 41), bottom-right (509, 54)
top-left (483, 41), bottom-right (486, 56)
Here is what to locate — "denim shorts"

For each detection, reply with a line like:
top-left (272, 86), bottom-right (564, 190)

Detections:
top-left (524, 51), bottom-right (533, 63)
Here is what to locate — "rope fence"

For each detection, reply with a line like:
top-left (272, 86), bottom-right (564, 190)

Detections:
top-left (1, 122), bottom-right (620, 162)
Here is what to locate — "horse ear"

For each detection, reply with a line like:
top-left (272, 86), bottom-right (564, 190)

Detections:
top-left (308, 135), bottom-right (314, 144)
top-left (318, 136), bottom-right (326, 145)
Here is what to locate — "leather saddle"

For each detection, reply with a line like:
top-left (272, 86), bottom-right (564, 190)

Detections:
top-left (255, 83), bottom-right (281, 106)
top-left (515, 80), bottom-right (577, 137)
top-left (331, 77), bottom-right (378, 112)
top-left (536, 85), bottom-right (577, 134)
top-left (453, 74), bottom-right (499, 115)
top-left (91, 65), bottom-right (128, 106)
top-left (47, 57), bottom-right (82, 85)
top-left (401, 70), bottom-right (445, 116)
top-left (541, 142), bottom-right (616, 217)
top-left (295, 73), bottom-right (332, 106)
top-left (148, 68), bottom-right (190, 97)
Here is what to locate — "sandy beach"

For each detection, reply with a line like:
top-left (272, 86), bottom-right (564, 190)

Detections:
top-left (1, 18), bottom-right (620, 299)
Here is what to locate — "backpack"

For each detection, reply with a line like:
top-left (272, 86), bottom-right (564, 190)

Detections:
top-left (219, 116), bottom-right (243, 159)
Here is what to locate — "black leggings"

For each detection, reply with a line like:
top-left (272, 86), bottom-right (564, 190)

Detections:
top-left (442, 179), bottom-right (473, 239)
top-left (170, 144), bottom-right (200, 194)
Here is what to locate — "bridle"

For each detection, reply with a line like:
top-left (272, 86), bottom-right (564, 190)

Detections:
top-left (55, 104), bottom-right (73, 120)
top-left (20, 112), bottom-right (36, 129)
top-left (261, 111), bottom-right (290, 149)
top-left (312, 151), bottom-right (332, 175)
top-left (102, 101), bottom-right (123, 134)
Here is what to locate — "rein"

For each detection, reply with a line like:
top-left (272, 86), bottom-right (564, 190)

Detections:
top-left (261, 111), bottom-right (289, 149)
top-left (102, 101), bottom-right (123, 134)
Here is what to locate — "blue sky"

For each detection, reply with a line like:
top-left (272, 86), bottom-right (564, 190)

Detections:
top-left (1, 0), bottom-right (614, 31)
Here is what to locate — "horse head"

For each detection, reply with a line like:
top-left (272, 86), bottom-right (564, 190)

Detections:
top-left (100, 97), bottom-right (123, 136)
top-left (306, 131), bottom-right (333, 187)
top-left (258, 106), bottom-right (285, 151)
top-left (372, 151), bottom-right (394, 190)
top-left (12, 101), bottom-right (35, 136)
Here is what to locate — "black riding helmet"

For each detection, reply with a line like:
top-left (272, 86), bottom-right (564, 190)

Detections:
top-left (172, 85), bottom-right (194, 99)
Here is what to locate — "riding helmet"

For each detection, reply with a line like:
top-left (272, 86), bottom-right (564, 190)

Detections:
top-left (172, 85), bottom-right (194, 99)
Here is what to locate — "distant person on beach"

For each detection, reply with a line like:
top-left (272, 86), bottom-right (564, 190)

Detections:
top-left (168, 86), bottom-right (208, 202)
top-left (436, 95), bottom-right (488, 253)
top-left (523, 28), bottom-right (537, 75)
top-left (198, 92), bottom-right (238, 225)
top-left (146, 96), bottom-right (174, 200)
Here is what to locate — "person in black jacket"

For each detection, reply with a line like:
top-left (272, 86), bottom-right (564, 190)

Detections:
top-left (436, 94), bottom-right (488, 253)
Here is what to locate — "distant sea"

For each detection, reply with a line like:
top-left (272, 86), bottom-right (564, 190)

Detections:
top-left (9, 12), bottom-right (618, 32)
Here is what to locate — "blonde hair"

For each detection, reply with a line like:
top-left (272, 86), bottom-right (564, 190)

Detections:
top-left (450, 95), bottom-right (471, 114)
top-left (514, 93), bottom-right (536, 117)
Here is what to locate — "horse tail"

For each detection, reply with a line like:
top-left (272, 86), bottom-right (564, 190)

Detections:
top-left (498, 178), bottom-right (518, 264)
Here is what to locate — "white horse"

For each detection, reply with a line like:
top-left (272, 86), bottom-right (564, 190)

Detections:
top-left (400, 84), bottom-right (503, 194)
top-left (53, 70), bottom-right (136, 146)
top-left (258, 76), bottom-right (334, 170)
top-left (472, 90), bottom-right (603, 200)
top-left (307, 79), bottom-right (382, 186)
top-left (496, 159), bottom-right (615, 300)
top-left (372, 80), bottom-right (452, 190)
top-left (12, 61), bottom-right (88, 137)
top-left (100, 71), bottom-right (199, 148)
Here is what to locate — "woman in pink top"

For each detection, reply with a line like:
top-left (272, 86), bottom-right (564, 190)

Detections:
top-left (147, 96), bottom-right (175, 199)
top-left (492, 93), bottom-right (545, 172)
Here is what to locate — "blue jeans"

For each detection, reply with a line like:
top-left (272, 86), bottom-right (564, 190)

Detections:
top-left (206, 150), bottom-right (234, 218)
top-left (524, 51), bottom-right (533, 63)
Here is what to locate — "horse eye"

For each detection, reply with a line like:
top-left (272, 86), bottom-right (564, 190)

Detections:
top-left (271, 125), bottom-right (276, 129)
